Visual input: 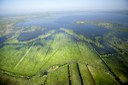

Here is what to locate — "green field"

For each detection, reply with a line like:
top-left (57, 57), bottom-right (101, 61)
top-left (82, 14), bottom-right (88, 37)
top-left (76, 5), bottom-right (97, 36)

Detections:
top-left (0, 14), bottom-right (128, 85)
top-left (0, 29), bottom-right (127, 85)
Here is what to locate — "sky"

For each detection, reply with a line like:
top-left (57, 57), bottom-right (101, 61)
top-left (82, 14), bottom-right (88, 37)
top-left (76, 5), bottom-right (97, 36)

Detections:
top-left (0, 0), bottom-right (128, 14)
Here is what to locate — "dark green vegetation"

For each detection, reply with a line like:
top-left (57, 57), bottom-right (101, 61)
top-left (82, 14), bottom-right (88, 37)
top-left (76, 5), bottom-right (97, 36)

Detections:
top-left (0, 13), bottom-right (128, 85)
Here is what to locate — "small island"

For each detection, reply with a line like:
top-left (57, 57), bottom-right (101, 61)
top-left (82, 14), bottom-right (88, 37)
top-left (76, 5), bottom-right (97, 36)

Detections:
top-left (76, 21), bottom-right (86, 24)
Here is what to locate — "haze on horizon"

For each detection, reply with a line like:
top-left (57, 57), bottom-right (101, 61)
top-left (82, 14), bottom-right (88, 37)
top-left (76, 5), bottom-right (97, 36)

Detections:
top-left (0, 0), bottom-right (128, 14)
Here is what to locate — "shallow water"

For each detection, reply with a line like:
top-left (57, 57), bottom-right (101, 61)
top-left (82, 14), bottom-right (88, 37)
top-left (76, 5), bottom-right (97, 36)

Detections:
top-left (16, 12), bottom-right (128, 38)
top-left (15, 12), bottom-right (128, 53)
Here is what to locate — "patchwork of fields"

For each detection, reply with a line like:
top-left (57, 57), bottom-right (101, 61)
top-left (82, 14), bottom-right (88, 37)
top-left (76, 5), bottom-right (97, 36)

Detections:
top-left (0, 13), bottom-right (128, 85)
